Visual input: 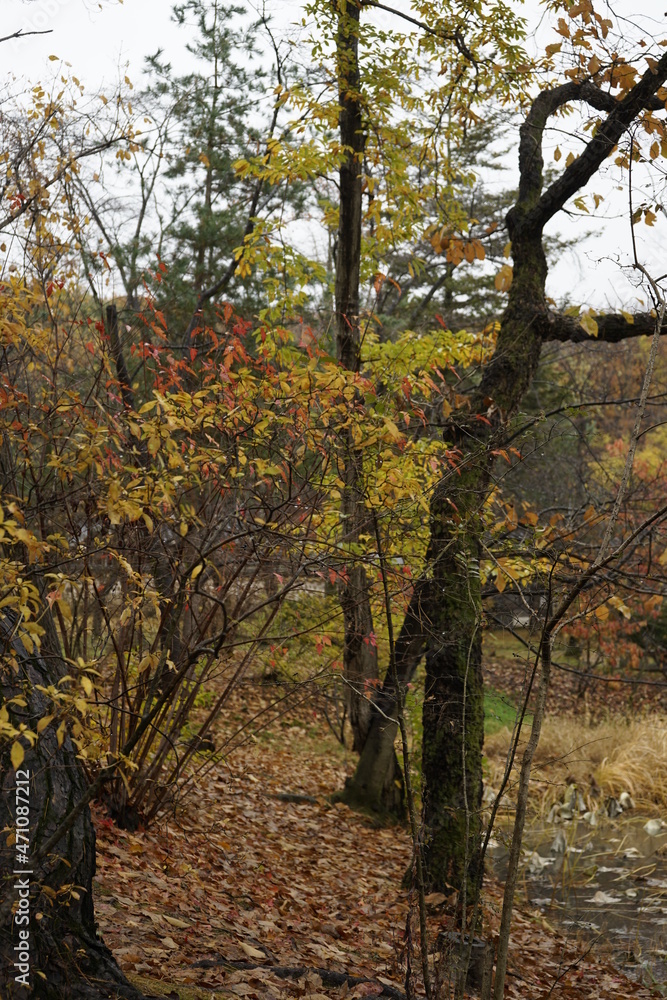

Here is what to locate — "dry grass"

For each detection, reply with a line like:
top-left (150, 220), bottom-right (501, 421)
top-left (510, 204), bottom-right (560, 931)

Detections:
top-left (485, 714), bottom-right (667, 814)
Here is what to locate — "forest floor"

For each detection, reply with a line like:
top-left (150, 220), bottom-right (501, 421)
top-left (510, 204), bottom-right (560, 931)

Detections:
top-left (93, 664), bottom-right (665, 1000)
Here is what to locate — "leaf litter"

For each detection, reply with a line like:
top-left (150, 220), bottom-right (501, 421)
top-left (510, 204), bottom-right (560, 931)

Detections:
top-left (93, 681), bottom-right (660, 998)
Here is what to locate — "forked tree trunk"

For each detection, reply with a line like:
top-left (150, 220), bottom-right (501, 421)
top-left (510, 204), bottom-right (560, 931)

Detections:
top-left (0, 610), bottom-right (143, 999)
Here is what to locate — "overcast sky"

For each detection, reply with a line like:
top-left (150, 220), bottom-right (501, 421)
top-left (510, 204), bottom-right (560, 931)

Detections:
top-left (4, 0), bottom-right (667, 312)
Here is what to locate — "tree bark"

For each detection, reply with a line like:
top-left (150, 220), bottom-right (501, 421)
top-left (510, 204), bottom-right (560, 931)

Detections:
top-left (334, 0), bottom-right (379, 752)
top-left (337, 576), bottom-right (430, 817)
top-left (0, 610), bottom-right (143, 999)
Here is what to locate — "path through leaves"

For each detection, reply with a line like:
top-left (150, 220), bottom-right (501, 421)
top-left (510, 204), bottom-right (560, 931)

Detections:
top-left (92, 683), bottom-right (660, 998)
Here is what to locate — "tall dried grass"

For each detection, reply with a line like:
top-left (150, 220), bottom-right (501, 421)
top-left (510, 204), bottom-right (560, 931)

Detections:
top-left (485, 715), bottom-right (667, 813)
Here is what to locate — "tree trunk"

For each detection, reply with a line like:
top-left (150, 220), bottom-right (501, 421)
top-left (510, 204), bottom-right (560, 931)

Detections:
top-left (338, 576), bottom-right (430, 817)
top-left (0, 610), bottom-right (143, 999)
top-left (418, 237), bottom-right (545, 899)
top-left (334, 0), bottom-right (378, 751)
top-left (420, 501), bottom-right (485, 899)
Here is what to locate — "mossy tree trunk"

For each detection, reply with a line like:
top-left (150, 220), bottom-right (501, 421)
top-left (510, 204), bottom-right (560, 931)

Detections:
top-left (0, 610), bottom-right (143, 1000)
top-left (420, 488), bottom-right (485, 896)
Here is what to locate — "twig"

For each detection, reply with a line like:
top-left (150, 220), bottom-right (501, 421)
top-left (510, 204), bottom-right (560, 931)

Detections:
top-left (0, 29), bottom-right (53, 44)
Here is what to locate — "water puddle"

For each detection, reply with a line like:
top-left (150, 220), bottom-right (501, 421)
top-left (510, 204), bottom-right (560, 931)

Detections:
top-left (490, 813), bottom-right (667, 987)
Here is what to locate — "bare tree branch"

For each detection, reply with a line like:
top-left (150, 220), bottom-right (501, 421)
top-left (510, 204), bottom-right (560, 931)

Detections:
top-left (0, 29), bottom-right (53, 44)
top-left (509, 61), bottom-right (667, 241)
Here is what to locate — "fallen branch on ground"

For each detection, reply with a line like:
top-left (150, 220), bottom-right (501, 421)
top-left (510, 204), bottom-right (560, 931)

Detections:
top-left (190, 959), bottom-right (407, 1000)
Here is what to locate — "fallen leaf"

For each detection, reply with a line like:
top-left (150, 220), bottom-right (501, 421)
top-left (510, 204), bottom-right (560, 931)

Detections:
top-left (240, 942), bottom-right (266, 960)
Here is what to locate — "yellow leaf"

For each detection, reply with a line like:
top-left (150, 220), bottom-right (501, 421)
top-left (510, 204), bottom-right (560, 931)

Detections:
top-left (579, 312), bottom-right (598, 337)
top-left (594, 604), bottom-right (610, 621)
top-left (81, 676), bottom-right (93, 696)
top-left (58, 600), bottom-right (73, 624)
top-left (163, 915), bottom-right (191, 929)
top-left (608, 595), bottom-right (632, 619)
top-left (48, 55), bottom-right (59, 62)
top-left (11, 741), bottom-right (24, 770)
top-left (37, 715), bottom-right (53, 733)
top-left (137, 654), bottom-right (154, 674)
top-left (382, 418), bottom-right (401, 440)
top-left (190, 563), bottom-right (203, 580)
top-left (494, 264), bottom-right (513, 292)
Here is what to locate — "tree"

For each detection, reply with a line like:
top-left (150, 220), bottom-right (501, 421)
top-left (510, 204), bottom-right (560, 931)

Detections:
top-left (417, 12), bottom-right (667, 901)
top-left (334, 2), bottom-right (667, 912)
top-left (288, 0), bottom-right (527, 774)
top-left (6, 3), bottom-right (667, 993)
top-left (143, 0), bottom-right (294, 330)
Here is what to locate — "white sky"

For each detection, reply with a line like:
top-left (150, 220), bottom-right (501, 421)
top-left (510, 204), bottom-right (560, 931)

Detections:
top-left (3, 0), bottom-right (667, 312)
